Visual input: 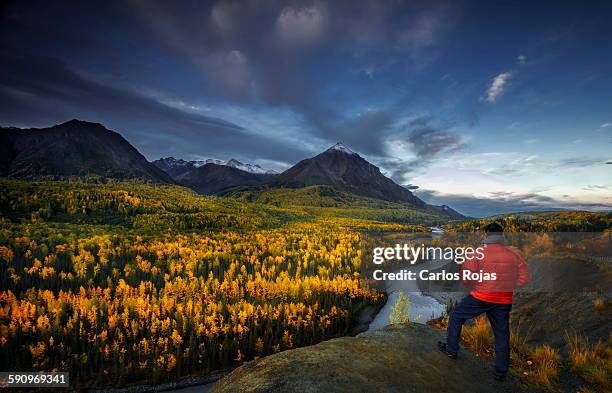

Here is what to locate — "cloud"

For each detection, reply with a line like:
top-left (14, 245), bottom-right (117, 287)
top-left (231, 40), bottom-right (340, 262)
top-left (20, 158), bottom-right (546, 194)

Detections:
top-left (417, 189), bottom-right (612, 217)
top-left (557, 157), bottom-right (608, 168)
top-left (1, 0), bottom-right (606, 213)
top-left (276, 2), bottom-right (327, 46)
top-left (481, 54), bottom-right (528, 105)
top-left (407, 125), bottom-right (465, 158)
top-left (395, 7), bottom-right (449, 65)
top-left (210, 2), bottom-right (239, 34)
top-left (0, 0), bottom-right (460, 162)
top-left (0, 52), bottom-right (308, 162)
top-left (600, 122), bottom-right (611, 128)
top-left (483, 72), bottom-right (512, 103)
top-left (0, 53), bottom-right (242, 131)
top-left (380, 116), bottom-right (466, 182)
top-left (582, 185), bottom-right (609, 191)
top-left (207, 49), bottom-right (253, 97)
top-left (485, 154), bottom-right (607, 177)
top-left (333, 109), bottom-right (395, 156)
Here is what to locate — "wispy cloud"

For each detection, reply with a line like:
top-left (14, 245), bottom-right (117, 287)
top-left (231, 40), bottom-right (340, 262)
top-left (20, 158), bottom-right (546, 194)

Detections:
top-left (582, 185), bottom-right (609, 191)
top-left (557, 157), bottom-right (608, 168)
top-left (486, 155), bottom-right (608, 177)
top-left (276, 2), bottom-right (327, 46)
top-left (395, 7), bottom-right (450, 65)
top-left (483, 72), bottom-right (512, 103)
top-left (600, 122), bottom-right (611, 128)
top-left (0, 53), bottom-right (312, 162)
top-left (406, 123), bottom-right (465, 158)
top-left (380, 116), bottom-right (466, 182)
top-left (418, 189), bottom-right (612, 217)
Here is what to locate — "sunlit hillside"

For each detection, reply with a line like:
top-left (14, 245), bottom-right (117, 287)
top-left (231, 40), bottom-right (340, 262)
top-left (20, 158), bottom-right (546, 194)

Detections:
top-left (225, 185), bottom-right (450, 226)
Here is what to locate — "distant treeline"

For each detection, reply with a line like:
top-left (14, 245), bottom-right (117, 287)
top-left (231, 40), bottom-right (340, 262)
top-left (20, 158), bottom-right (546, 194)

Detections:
top-left (445, 211), bottom-right (611, 232)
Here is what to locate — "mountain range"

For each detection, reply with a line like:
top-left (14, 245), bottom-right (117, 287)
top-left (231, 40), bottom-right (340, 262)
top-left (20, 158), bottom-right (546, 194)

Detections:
top-left (153, 156), bottom-right (277, 178)
top-left (0, 120), bottom-right (464, 218)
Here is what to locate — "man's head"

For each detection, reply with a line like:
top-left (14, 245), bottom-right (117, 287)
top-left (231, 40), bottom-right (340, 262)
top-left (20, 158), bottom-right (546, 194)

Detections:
top-left (484, 222), bottom-right (504, 233)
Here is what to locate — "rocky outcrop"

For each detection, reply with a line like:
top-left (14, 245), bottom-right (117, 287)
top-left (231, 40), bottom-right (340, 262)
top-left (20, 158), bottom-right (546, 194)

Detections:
top-left (211, 323), bottom-right (539, 393)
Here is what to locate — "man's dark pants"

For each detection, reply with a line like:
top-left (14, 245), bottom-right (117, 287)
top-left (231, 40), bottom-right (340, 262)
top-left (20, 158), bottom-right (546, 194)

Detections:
top-left (446, 294), bottom-right (512, 376)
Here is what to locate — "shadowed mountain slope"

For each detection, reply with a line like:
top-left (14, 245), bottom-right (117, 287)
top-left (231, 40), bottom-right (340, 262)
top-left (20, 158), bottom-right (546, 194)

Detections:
top-left (175, 163), bottom-right (273, 195)
top-left (272, 143), bottom-right (426, 207)
top-left (0, 119), bottom-right (173, 183)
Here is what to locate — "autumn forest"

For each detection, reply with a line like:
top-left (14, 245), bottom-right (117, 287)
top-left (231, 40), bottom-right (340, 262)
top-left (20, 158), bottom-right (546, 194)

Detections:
top-left (0, 179), bottom-right (610, 388)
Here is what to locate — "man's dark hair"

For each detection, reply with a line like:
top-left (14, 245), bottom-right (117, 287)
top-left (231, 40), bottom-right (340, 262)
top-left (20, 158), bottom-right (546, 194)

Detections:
top-left (484, 222), bottom-right (504, 233)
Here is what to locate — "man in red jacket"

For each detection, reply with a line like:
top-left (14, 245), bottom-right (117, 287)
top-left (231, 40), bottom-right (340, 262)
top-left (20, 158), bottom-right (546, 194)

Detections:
top-left (438, 222), bottom-right (531, 381)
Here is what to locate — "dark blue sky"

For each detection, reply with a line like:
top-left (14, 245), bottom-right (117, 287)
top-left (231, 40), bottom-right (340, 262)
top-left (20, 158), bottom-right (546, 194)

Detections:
top-left (1, 0), bottom-right (610, 216)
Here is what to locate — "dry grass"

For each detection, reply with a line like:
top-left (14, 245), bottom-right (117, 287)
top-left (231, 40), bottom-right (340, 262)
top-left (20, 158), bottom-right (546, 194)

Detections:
top-left (429, 314), bottom-right (449, 330)
top-left (509, 325), bottom-right (533, 376)
top-left (510, 322), bottom-right (530, 356)
top-left (461, 315), bottom-right (493, 356)
top-left (507, 326), bottom-right (562, 389)
top-left (567, 333), bottom-right (612, 391)
top-left (430, 311), bottom-right (611, 392)
top-left (461, 318), bottom-right (563, 389)
top-left (530, 345), bottom-right (561, 387)
top-left (576, 387), bottom-right (599, 393)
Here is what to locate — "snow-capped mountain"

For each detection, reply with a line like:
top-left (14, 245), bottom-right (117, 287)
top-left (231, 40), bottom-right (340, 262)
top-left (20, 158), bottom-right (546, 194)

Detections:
top-left (225, 159), bottom-right (278, 175)
top-left (271, 141), bottom-right (426, 207)
top-left (192, 158), bottom-right (225, 168)
top-left (153, 157), bottom-right (277, 178)
top-left (327, 142), bottom-right (356, 155)
top-left (1, 120), bottom-right (463, 218)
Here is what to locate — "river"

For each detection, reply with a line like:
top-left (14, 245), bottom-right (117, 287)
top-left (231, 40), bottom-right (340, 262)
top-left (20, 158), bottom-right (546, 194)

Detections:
top-left (367, 227), bottom-right (470, 331)
top-left (367, 261), bottom-right (450, 331)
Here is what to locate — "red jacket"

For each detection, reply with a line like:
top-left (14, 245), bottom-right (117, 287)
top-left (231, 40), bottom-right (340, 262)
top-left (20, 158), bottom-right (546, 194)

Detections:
top-left (462, 243), bottom-right (530, 304)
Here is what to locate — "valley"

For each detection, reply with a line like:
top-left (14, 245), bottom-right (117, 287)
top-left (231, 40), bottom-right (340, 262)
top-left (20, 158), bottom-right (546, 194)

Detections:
top-left (2, 1), bottom-right (610, 391)
top-left (0, 120), bottom-right (610, 392)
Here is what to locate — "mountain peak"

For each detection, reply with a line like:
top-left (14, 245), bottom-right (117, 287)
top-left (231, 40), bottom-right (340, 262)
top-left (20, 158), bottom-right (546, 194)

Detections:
top-left (327, 142), bottom-right (356, 155)
top-left (274, 141), bottom-right (428, 208)
top-left (59, 119), bottom-right (104, 128)
top-left (1, 121), bottom-right (173, 183)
